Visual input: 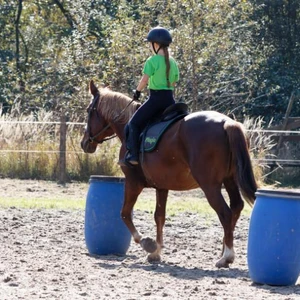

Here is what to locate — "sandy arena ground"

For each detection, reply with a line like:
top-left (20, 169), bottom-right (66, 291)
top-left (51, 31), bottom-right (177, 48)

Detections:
top-left (0, 179), bottom-right (300, 300)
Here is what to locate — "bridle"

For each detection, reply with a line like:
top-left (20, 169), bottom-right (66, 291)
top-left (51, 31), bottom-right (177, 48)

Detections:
top-left (86, 92), bottom-right (135, 144)
top-left (87, 93), bottom-right (114, 144)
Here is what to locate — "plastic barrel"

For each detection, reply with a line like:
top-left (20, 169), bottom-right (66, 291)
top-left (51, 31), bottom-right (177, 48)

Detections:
top-left (247, 189), bottom-right (300, 285)
top-left (84, 175), bottom-right (131, 255)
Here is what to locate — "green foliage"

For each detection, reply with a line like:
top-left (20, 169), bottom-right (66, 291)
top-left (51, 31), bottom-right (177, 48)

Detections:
top-left (1, 0), bottom-right (299, 122)
top-left (246, 0), bottom-right (300, 122)
top-left (0, 0), bottom-right (300, 182)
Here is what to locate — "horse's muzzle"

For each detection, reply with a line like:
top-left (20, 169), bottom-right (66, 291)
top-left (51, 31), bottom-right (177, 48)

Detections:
top-left (81, 139), bottom-right (97, 153)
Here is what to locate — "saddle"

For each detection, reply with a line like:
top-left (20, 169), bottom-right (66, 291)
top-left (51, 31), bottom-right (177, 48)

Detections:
top-left (140, 102), bottom-right (189, 152)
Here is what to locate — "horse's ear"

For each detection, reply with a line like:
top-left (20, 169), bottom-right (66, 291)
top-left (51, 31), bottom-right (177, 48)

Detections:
top-left (89, 80), bottom-right (99, 97)
top-left (104, 82), bottom-right (111, 89)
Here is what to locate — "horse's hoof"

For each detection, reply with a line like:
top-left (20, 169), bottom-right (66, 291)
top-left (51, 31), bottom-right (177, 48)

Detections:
top-left (215, 258), bottom-right (230, 268)
top-left (140, 237), bottom-right (157, 253)
top-left (147, 253), bottom-right (161, 263)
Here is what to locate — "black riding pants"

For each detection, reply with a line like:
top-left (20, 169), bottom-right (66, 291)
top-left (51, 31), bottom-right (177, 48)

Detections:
top-left (129, 89), bottom-right (175, 130)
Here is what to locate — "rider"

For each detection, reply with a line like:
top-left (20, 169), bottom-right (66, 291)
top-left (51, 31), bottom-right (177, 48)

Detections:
top-left (120, 26), bottom-right (180, 166)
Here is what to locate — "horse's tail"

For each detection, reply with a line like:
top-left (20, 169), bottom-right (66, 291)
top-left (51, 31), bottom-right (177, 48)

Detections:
top-left (224, 120), bottom-right (257, 206)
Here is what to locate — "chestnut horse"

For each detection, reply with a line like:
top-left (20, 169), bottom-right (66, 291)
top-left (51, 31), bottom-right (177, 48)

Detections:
top-left (81, 80), bottom-right (257, 268)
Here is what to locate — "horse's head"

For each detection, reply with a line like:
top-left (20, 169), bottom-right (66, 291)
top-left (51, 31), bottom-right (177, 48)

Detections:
top-left (81, 80), bottom-right (115, 153)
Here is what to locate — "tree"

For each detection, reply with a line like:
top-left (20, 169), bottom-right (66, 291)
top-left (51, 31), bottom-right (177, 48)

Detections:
top-left (247, 0), bottom-right (300, 122)
top-left (0, 0), bottom-right (299, 124)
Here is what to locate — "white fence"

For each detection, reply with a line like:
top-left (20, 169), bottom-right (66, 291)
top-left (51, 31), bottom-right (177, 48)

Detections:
top-left (1, 120), bottom-right (300, 183)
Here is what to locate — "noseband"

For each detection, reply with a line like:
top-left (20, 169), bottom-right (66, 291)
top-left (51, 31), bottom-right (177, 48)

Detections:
top-left (87, 92), bottom-right (135, 144)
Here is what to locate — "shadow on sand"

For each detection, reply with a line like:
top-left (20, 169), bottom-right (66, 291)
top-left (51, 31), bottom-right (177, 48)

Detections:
top-left (89, 253), bottom-right (300, 297)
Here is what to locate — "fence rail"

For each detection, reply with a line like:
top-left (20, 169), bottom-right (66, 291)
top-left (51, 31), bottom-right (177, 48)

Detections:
top-left (0, 118), bottom-right (87, 183)
top-left (1, 119), bottom-right (300, 182)
top-left (256, 159), bottom-right (300, 167)
top-left (0, 121), bottom-right (85, 125)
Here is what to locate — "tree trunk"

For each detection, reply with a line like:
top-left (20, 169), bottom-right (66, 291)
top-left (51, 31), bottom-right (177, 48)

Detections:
top-left (15, 0), bottom-right (25, 92)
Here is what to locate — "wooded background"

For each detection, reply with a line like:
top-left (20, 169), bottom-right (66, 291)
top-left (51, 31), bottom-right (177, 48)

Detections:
top-left (0, 0), bottom-right (300, 185)
top-left (1, 0), bottom-right (299, 124)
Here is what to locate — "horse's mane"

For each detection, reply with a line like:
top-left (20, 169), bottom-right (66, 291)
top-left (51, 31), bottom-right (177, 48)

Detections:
top-left (98, 88), bottom-right (139, 124)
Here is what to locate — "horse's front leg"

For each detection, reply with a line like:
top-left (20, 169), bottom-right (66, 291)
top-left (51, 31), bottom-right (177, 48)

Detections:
top-left (147, 189), bottom-right (168, 263)
top-left (121, 182), bottom-right (144, 245)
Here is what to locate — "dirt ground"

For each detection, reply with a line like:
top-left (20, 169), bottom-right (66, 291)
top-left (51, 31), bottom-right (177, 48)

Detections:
top-left (0, 178), bottom-right (300, 300)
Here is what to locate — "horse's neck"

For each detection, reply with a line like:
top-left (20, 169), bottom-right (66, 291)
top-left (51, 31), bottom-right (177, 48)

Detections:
top-left (104, 94), bottom-right (137, 141)
top-left (111, 121), bottom-right (127, 142)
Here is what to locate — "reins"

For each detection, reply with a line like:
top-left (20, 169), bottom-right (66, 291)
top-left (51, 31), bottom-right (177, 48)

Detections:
top-left (88, 92), bottom-right (135, 144)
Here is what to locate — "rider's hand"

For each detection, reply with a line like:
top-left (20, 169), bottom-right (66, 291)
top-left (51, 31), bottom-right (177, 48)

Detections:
top-left (133, 90), bottom-right (141, 101)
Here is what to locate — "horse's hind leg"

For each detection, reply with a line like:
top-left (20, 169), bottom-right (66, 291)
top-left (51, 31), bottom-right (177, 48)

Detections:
top-left (202, 185), bottom-right (235, 268)
top-left (147, 189), bottom-right (168, 262)
top-left (223, 177), bottom-right (244, 232)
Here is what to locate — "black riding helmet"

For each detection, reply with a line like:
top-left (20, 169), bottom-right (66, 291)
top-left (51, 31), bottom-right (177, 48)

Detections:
top-left (145, 26), bottom-right (172, 46)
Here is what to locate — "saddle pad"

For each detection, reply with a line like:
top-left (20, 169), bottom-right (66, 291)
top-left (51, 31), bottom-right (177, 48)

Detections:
top-left (141, 114), bottom-right (186, 152)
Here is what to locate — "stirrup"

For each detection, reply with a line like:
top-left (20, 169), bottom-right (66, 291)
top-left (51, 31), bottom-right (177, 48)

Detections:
top-left (117, 159), bottom-right (138, 167)
top-left (127, 157), bottom-right (139, 165)
top-left (117, 152), bottom-right (139, 167)
top-left (117, 159), bottom-right (131, 167)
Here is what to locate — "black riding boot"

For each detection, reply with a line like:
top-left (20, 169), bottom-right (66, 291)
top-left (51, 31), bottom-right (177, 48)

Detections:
top-left (118, 124), bottom-right (140, 166)
top-left (126, 124), bottom-right (140, 165)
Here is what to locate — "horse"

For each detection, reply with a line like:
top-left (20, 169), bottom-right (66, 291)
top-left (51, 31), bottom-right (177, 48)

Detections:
top-left (81, 80), bottom-right (257, 268)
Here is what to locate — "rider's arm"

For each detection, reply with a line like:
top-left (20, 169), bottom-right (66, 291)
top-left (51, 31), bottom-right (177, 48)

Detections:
top-left (136, 74), bottom-right (149, 92)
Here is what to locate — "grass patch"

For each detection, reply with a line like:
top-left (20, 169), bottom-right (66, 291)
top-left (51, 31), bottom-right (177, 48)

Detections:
top-left (0, 196), bottom-right (215, 214)
top-left (135, 196), bottom-right (252, 218)
top-left (0, 188), bottom-right (253, 217)
top-left (135, 197), bottom-right (214, 217)
top-left (0, 197), bottom-right (86, 210)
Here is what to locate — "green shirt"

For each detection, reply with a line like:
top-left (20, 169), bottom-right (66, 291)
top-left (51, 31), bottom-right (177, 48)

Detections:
top-left (143, 55), bottom-right (179, 90)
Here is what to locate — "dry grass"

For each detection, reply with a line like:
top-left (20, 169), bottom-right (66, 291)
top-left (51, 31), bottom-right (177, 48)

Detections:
top-left (243, 116), bottom-right (277, 186)
top-left (0, 106), bottom-right (120, 181)
top-left (0, 108), bottom-right (293, 185)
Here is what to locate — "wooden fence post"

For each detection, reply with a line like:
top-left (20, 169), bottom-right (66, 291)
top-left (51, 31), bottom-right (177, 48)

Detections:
top-left (59, 114), bottom-right (67, 184)
top-left (276, 92), bottom-right (295, 153)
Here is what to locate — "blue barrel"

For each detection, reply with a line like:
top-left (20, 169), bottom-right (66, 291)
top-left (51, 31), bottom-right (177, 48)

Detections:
top-left (84, 176), bottom-right (131, 255)
top-left (247, 189), bottom-right (300, 285)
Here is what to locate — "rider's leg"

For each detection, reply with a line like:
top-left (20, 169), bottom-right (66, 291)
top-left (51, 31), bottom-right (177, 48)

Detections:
top-left (118, 90), bottom-right (175, 167)
top-left (125, 123), bottom-right (140, 165)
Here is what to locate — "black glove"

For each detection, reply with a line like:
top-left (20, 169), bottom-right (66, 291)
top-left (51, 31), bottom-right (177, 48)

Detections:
top-left (133, 90), bottom-right (141, 100)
